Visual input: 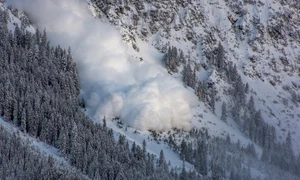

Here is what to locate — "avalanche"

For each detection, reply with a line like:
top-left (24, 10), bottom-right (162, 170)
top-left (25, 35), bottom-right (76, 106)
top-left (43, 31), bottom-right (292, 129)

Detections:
top-left (8, 0), bottom-right (198, 131)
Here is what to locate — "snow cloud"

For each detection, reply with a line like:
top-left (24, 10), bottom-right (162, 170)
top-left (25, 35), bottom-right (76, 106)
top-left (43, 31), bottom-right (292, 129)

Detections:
top-left (8, 0), bottom-right (198, 131)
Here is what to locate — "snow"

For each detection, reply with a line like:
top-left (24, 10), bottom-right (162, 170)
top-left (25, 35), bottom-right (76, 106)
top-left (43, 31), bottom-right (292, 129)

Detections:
top-left (191, 102), bottom-right (263, 157)
top-left (8, 0), bottom-right (199, 132)
top-left (105, 118), bottom-right (195, 172)
top-left (7, 10), bottom-right (21, 31)
top-left (4, 0), bottom-right (300, 178)
top-left (92, 0), bottom-right (300, 177)
top-left (2, 4), bottom-right (35, 33)
top-left (0, 117), bottom-right (67, 164)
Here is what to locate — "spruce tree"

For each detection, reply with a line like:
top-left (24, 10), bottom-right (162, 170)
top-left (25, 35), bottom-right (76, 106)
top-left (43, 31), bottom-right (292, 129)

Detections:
top-left (221, 102), bottom-right (227, 122)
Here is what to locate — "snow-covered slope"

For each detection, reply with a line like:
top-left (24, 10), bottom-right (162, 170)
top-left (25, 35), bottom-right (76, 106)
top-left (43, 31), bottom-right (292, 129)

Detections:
top-left (87, 0), bottom-right (300, 178)
top-left (0, 117), bottom-right (66, 164)
top-left (88, 0), bottom-right (300, 151)
top-left (4, 0), bottom-right (300, 179)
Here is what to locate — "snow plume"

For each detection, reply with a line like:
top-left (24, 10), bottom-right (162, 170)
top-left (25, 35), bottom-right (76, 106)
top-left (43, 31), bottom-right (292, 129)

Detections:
top-left (8, 0), bottom-right (198, 131)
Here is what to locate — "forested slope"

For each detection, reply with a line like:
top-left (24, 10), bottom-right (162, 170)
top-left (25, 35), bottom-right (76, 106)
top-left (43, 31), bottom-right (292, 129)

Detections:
top-left (0, 7), bottom-right (199, 180)
top-left (2, 0), bottom-right (300, 179)
top-left (0, 125), bottom-right (89, 179)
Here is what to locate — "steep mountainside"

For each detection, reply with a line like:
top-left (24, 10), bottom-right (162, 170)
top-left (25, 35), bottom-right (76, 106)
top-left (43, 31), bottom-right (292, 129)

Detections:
top-left (0, 4), bottom-right (190, 179)
top-left (90, 0), bottom-right (300, 150)
top-left (2, 0), bottom-right (300, 179)
top-left (88, 0), bottom-right (300, 178)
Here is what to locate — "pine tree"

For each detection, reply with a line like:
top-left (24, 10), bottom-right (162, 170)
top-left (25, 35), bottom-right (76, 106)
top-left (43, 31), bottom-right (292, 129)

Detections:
top-left (79, 97), bottom-right (86, 109)
top-left (261, 147), bottom-right (270, 162)
top-left (180, 161), bottom-right (187, 180)
top-left (179, 50), bottom-right (185, 64)
top-left (103, 116), bottom-right (107, 128)
top-left (248, 96), bottom-right (255, 117)
top-left (20, 108), bottom-right (27, 133)
top-left (165, 46), bottom-right (179, 72)
top-left (211, 164), bottom-right (224, 180)
top-left (245, 83), bottom-right (249, 94)
top-left (13, 102), bottom-right (19, 125)
top-left (131, 141), bottom-right (136, 154)
top-left (158, 150), bottom-right (168, 172)
top-left (58, 127), bottom-right (68, 156)
top-left (209, 88), bottom-right (216, 113)
top-left (197, 81), bottom-right (208, 101)
top-left (216, 42), bottom-right (225, 70)
top-left (283, 131), bottom-right (295, 171)
top-left (142, 139), bottom-right (147, 158)
top-left (221, 102), bottom-right (227, 122)
top-left (197, 140), bottom-right (207, 176)
top-left (180, 139), bottom-right (187, 160)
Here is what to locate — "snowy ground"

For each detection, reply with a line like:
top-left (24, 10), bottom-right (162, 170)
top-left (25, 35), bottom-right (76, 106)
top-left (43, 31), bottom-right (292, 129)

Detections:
top-left (3, 0), bottom-right (300, 178)
top-left (0, 117), bottom-right (67, 165)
